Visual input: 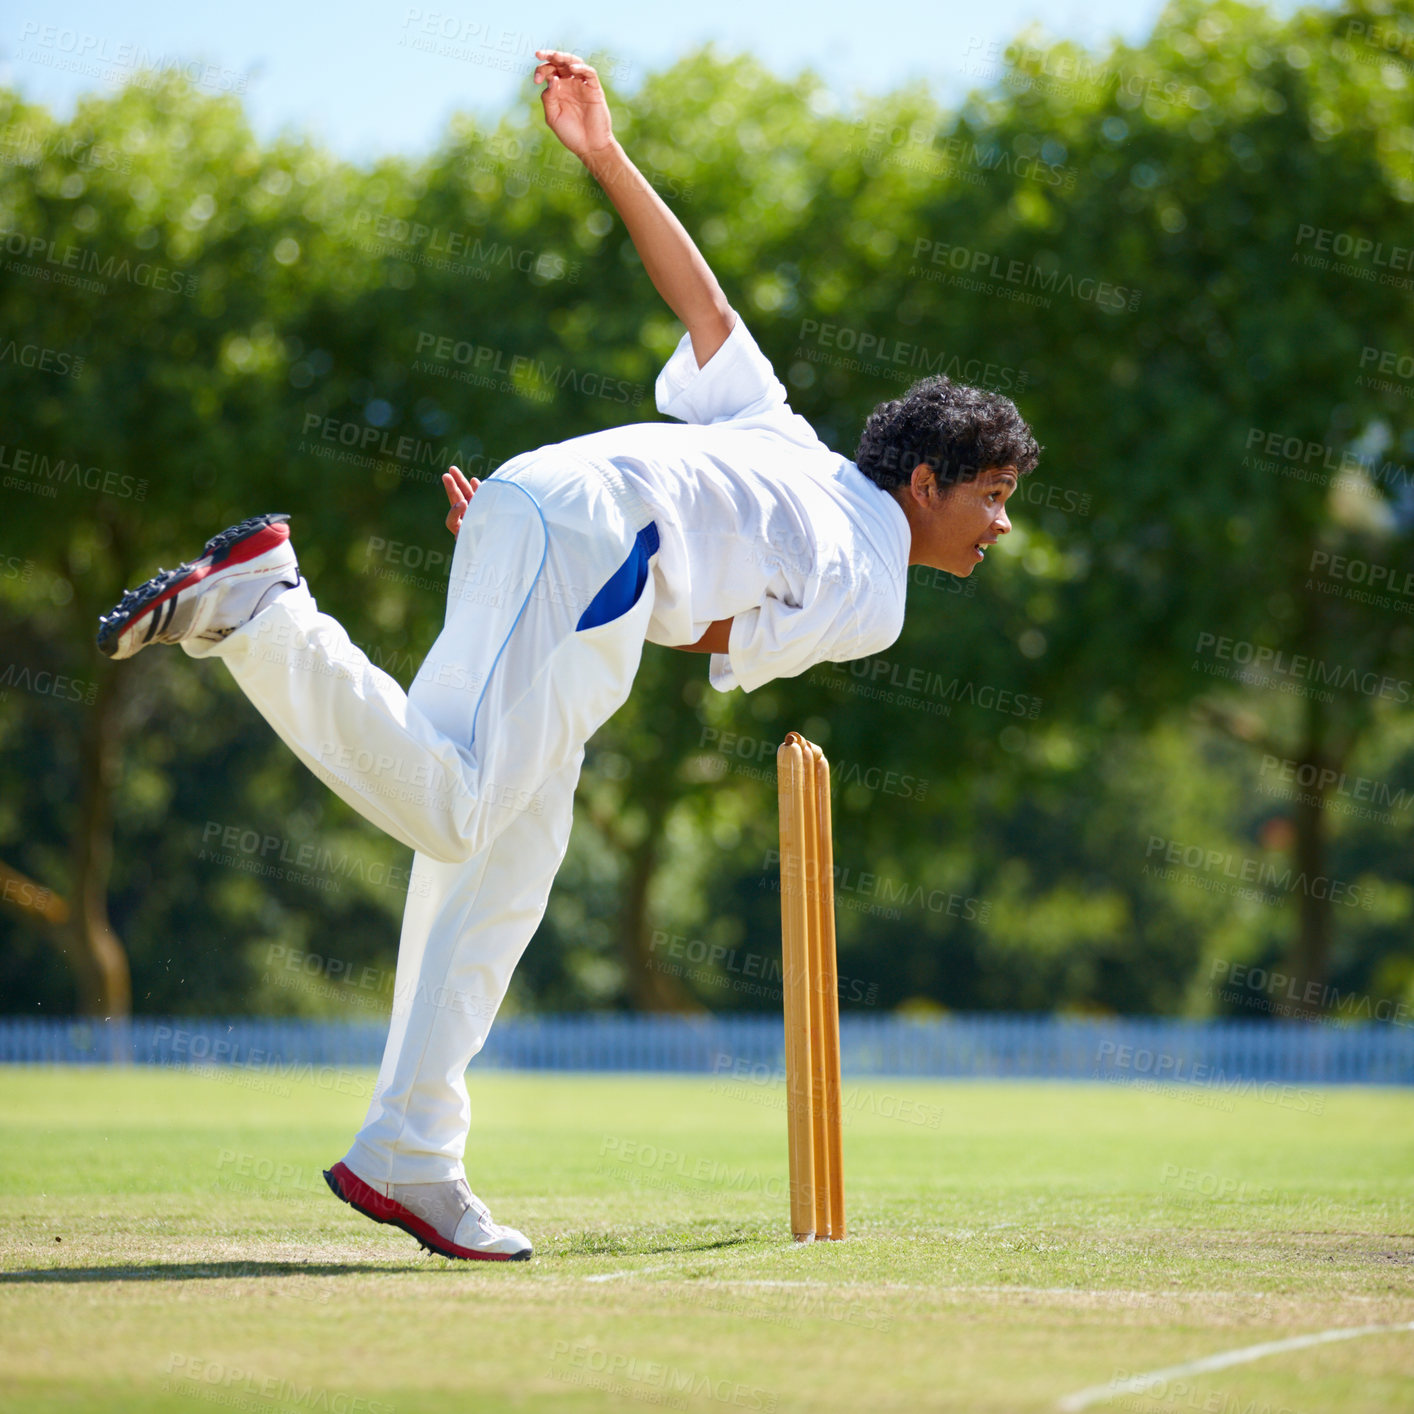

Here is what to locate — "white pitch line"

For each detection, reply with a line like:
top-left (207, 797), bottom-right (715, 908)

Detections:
top-left (1057, 1321), bottom-right (1414, 1412)
top-left (703, 1279), bottom-right (924, 1291)
top-left (582, 1265), bottom-right (671, 1283)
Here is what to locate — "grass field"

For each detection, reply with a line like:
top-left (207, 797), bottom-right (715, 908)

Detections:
top-left (1, 1067), bottom-right (1411, 1413)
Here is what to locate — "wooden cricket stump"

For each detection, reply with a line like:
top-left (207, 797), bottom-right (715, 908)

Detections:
top-left (776, 731), bottom-right (845, 1242)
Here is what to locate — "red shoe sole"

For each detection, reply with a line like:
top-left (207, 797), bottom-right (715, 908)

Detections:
top-left (96, 514), bottom-right (291, 657)
top-left (322, 1161), bottom-right (529, 1262)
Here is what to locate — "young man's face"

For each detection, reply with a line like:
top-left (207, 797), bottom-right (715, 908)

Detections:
top-left (902, 464), bottom-right (1018, 575)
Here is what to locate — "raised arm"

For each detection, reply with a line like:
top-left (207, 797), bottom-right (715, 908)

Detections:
top-left (533, 49), bottom-right (735, 369)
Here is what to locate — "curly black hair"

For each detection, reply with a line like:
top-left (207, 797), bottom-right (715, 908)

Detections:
top-left (854, 375), bottom-right (1041, 491)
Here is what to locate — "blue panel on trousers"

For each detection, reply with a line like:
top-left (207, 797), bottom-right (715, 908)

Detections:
top-left (576, 522), bottom-right (661, 632)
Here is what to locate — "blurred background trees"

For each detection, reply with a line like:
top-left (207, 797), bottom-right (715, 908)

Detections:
top-left (2, 0), bottom-right (1411, 1022)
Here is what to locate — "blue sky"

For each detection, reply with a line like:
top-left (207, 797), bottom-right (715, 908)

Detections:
top-left (1, 0), bottom-right (1191, 162)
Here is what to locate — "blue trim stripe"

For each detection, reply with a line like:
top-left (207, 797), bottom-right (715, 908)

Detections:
top-left (576, 522), bottom-right (660, 632)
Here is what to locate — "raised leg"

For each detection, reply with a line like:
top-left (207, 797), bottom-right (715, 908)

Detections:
top-left (185, 471), bottom-right (652, 865)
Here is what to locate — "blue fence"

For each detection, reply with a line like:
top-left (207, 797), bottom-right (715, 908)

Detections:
top-left (1, 1014), bottom-right (1412, 1085)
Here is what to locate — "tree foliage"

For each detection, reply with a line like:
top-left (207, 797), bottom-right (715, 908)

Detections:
top-left (1, 0), bottom-right (1411, 1022)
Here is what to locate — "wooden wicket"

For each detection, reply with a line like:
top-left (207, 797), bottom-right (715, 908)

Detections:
top-left (777, 731), bottom-right (845, 1242)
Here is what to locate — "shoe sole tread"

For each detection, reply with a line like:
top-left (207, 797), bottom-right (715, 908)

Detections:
top-left (96, 514), bottom-right (291, 658)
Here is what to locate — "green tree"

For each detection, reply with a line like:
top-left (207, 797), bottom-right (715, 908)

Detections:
top-left (2, 4), bottom-right (1411, 1024)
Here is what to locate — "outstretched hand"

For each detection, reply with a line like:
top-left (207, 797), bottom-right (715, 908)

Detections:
top-left (533, 49), bottom-right (615, 161)
top-left (443, 465), bottom-right (479, 536)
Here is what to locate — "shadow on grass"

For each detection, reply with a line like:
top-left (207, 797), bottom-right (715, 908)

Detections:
top-left (561, 1233), bottom-right (759, 1258)
top-left (0, 1261), bottom-right (432, 1284)
top-left (638, 1235), bottom-right (757, 1256)
top-left (5, 1236), bottom-right (765, 1281)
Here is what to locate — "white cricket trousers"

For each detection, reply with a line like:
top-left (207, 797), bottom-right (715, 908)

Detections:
top-left (185, 456), bottom-right (658, 1182)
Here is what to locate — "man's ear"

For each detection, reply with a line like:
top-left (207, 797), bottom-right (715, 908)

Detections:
top-left (910, 462), bottom-right (938, 501)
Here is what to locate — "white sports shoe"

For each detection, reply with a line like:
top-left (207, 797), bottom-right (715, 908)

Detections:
top-left (323, 1161), bottom-right (533, 1262)
top-left (96, 513), bottom-right (300, 660)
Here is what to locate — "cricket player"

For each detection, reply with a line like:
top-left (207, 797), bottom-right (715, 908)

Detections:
top-left (96, 51), bottom-right (1039, 1260)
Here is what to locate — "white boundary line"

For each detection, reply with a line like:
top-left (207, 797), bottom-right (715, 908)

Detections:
top-left (1057, 1321), bottom-right (1414, 1411)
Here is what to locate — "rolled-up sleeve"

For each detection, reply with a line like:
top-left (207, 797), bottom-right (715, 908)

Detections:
top-left (708, 581), bottom-right (905, 694)
top-left (709, 598), bottom-right (825, 694)
top-left (655, 310), bottom-right (789, 425)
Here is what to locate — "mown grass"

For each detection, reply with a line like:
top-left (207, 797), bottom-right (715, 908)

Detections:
top-left (1, 1067), bottom-right (1411, 1412)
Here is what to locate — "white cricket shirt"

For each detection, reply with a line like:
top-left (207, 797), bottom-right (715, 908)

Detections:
top-left (543, 311), bottom-right (911, 692)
